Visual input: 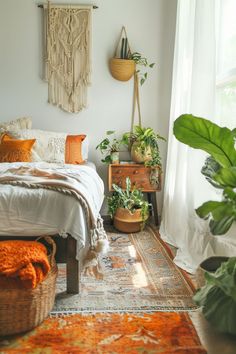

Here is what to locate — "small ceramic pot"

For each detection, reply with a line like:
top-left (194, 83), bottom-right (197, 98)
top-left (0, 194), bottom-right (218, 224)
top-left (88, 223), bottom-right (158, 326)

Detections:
top-left (110, 151), bottom-right (119, 164)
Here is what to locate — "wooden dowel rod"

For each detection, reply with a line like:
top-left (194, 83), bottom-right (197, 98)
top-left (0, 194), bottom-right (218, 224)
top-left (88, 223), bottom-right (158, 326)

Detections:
top-left (37, 4), bottom-right (98, 9)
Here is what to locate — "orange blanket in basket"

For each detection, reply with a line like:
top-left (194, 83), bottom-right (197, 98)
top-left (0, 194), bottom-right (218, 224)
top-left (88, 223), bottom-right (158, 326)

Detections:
top-left (0, 240), bottom-right (50, 289)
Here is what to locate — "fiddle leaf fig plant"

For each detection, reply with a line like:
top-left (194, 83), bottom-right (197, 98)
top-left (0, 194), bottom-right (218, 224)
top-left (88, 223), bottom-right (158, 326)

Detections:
top-left (173, 114), bottom-right (236, 235)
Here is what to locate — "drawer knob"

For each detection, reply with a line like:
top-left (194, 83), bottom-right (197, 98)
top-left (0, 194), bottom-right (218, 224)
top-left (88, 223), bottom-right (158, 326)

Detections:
top-left (133, 170), bottom-right (139, 174)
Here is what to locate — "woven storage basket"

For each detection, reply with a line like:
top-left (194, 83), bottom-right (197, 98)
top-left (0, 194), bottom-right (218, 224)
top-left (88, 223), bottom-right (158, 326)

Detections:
top-left (109, 58), bottom-right (135, 81)
top-left (0, 236), bottom-right (58, 336)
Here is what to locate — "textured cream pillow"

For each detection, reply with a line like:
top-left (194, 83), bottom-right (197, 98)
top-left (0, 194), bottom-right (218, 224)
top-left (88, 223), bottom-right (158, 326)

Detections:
top-left (0, 117), bottom-right (32, 132)
top-left (8, 129), bottom-right (89, 163)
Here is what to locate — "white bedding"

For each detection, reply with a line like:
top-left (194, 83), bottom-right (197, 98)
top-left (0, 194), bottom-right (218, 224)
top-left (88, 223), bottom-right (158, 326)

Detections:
top-left (0, 161), bottom-right (104, 257)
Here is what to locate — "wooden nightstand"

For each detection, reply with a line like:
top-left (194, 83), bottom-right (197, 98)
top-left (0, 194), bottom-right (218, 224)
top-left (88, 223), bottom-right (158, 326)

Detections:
top-left (108, 163), bottom-right (161, 225)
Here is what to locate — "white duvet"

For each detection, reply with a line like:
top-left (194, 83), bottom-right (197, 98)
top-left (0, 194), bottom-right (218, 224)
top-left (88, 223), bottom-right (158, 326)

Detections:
top-left (0, 162), bottom-right (104, 255)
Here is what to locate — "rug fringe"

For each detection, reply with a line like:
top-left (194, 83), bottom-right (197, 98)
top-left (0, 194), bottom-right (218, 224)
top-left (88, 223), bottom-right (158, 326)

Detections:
top-left (50, 306), bottom-right (199, 317)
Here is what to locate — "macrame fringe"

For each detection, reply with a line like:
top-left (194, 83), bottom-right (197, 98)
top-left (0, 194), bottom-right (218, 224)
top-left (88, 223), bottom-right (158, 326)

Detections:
top-left (44, 5), bottom-right (92, 113)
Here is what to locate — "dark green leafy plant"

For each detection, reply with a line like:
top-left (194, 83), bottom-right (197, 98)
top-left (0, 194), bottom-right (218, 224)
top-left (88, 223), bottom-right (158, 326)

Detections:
top-left (173, 114), bottom-right (236, 235)
top-left (122, 125), bottom-right (166, 168)
top-left (107, 177), bottom-right (150, 225)
top-left (96, 131), bottom-right (122, 164)
top-left (193, 257), bottom-right (236, 335)
top-left (129, 52), bottom-right (155, 85)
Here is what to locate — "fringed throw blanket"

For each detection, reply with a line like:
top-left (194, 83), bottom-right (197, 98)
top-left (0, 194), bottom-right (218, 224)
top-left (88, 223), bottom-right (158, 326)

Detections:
top-left (0, 166), bottom-right (108, 277)
top-left (44, 3), bottom-right (92, 113)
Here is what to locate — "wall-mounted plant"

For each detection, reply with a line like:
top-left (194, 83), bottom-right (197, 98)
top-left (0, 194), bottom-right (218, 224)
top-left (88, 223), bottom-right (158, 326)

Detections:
top-left (109, 27), bottom-right (155, 85)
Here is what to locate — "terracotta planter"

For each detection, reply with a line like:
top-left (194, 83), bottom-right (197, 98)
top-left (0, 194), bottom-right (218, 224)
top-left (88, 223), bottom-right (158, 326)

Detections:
top-left (113, 207), bottom-right (148, 233)
top-left (109, 58), bottom-right (135, 82)
top-left (131, 142), bottom-right (152, 163)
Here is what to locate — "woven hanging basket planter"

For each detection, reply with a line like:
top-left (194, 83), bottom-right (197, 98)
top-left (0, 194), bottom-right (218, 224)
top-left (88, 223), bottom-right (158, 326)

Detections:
top-left (109, 26), bottom-right (135, 82)
top-left (0, 236), bottom-right (58, 336)
top-left (109, 58), bottom-right (136, 82)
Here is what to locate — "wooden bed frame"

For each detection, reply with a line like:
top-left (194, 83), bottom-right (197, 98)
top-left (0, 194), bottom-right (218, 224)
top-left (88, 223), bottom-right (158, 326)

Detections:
top-left (0, 235), bottom-right (81, 294)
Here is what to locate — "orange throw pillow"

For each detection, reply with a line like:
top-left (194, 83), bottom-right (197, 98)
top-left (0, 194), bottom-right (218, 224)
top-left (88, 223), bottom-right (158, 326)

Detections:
top-left (0, 134), bottom-right (36, 162)
top-left (65, 135), bottom-right (86, 164)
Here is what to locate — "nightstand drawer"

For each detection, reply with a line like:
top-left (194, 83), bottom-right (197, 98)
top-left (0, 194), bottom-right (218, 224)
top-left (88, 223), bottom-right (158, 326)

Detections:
top-left (108, 164), bottom-right (161, 192)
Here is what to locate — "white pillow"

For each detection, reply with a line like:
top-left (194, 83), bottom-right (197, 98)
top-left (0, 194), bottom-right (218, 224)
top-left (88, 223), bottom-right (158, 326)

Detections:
top-left (0, 117), bottom-right (32, 132)
top-left (8, 128), bottom-right (89, 163)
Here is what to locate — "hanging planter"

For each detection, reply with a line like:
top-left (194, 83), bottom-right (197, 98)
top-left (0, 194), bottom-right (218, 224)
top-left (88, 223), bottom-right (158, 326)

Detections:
top-left (109, 26), bottom-right (135, 82)
top-left (109, 58), bottom-right (135, 82)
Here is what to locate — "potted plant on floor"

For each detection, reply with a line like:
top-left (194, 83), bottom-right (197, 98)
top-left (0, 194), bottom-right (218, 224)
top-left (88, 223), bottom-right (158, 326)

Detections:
top-left (173, 113), bottom-right (236, 335)
top-left (96, 131), bottom-right (122, 164)
top-left (108, 177), bottom-right (150, 233)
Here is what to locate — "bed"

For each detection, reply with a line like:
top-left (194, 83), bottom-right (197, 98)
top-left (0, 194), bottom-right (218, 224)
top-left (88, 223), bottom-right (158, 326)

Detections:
top-left (0, 161), bottom-right (107, 294)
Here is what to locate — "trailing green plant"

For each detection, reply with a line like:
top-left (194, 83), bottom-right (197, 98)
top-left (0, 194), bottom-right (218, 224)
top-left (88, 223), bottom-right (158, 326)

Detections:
top-left (96, 131), bottom-right (122, 164)
top-left (173, 114), bottom-right (236, 235)
top-left (193, 257), bottom-right (236, 335)
top-left (122, 125), bottom-right (166, 168)
top-left (107, 177), bottom-right (150, 225)
top-left (129, 52), bottom-right (155, 85)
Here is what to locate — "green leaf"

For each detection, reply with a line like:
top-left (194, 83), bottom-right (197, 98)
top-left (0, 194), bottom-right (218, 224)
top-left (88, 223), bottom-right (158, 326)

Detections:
top-left (196, 201), bottom-right (226, 219)
top-left (213, 166), bottom-right (236, 188)
top-left (101, 155), bottom-right (112, 164)
top-left (209, 215), bottom-right (235, 235)
top-left (193, 258), bottom-right (236, 335)
top-left (149, 63), bottom-right (155, 68)
top-left (106, 130), bottom-right (115, 135)
top-left (173, 114), bottom-right (236, 167)
top-left (140, 78), bottom-right (145, 85)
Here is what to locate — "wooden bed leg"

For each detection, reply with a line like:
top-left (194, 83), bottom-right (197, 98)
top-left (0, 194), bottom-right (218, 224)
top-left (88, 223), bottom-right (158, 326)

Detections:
top-left (66, 235), bottom-right (80, 294)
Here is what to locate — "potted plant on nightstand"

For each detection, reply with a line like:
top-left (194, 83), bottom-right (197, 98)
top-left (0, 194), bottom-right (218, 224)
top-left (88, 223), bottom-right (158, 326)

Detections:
top-left (96, 130), bottom-right (122, 164)
top-left (122, 125), bottom-right (166, 166)
top-left (108, 177), bottom-right (150, 233)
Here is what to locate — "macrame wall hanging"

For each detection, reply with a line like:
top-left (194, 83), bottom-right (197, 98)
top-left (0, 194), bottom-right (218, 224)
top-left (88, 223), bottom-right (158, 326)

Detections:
top-left (43, 1), bottom-right (92, 113)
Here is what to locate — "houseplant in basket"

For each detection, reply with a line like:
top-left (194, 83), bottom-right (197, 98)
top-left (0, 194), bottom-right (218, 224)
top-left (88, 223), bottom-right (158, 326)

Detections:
top-left (96, 130), bottom-right (123, 164)
top-left (173, 113), bottom-right (236, 335)
top-left (108, 177), bottom-right (150, 233)
top-left (122, 125), bottom-right (166, 167)
top-left (109, 26), bottom-right (155, 83)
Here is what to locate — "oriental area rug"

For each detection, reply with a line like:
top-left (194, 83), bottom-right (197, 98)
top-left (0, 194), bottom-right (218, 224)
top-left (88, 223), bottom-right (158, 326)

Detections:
top-left (0, 312), bottom-right (206, 354)
top-left (53, 226), bottom-right (197, 313)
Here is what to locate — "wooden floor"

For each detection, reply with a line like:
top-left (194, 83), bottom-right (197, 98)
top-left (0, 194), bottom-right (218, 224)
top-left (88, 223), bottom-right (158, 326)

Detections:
top-left (120, 218), bottom-right (236, 354)
top-left (160, 231), bottom-right (236, 353)
top-left (190, 311), bottom-right (236, 354)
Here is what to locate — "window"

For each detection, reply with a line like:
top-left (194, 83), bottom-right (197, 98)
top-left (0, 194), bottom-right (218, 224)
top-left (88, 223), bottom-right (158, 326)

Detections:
top-left (216, 0), bottom-right (236, 128)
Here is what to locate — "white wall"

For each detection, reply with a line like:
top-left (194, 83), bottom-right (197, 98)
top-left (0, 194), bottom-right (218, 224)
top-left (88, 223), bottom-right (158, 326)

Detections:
top-left (0, 0), bottom-right (177, 214)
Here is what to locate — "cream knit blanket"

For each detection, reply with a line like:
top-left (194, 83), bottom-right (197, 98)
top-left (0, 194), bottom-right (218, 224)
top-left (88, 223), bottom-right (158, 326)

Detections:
top-left (0, 166), bottom-right (109, 276)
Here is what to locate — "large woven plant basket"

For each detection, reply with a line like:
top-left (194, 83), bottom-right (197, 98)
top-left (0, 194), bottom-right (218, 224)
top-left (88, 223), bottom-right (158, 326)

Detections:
top-left (0, 236), bottom-right (58, 336)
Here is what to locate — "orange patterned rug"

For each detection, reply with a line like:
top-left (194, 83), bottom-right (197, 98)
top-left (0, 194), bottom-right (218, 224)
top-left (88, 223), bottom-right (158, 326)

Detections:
top-left (54, 226), bottom-right (197, 313)
top-left (0, 312), bottom-right (206, 354)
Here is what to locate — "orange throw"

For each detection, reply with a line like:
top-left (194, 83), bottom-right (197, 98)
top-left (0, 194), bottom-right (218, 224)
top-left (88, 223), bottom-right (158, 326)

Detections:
top-left (0, 240), bottom-right (50, 289)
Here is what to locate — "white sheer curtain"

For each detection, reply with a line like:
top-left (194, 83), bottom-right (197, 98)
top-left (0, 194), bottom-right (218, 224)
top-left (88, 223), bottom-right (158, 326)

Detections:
top-left (160, 0), bottom-right (236, 273)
